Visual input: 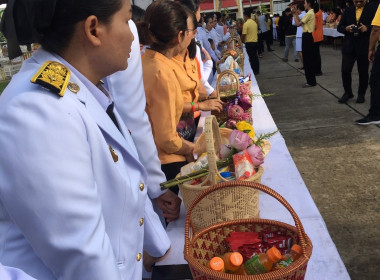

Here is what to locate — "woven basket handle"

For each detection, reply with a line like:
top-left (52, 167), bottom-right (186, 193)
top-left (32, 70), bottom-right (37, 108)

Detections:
top-left (216, 70), bottom-right (240, 100)
top-left (185, 181), bottom-right (311, 257)
top-left (200, 115), bottom-right (224, 186)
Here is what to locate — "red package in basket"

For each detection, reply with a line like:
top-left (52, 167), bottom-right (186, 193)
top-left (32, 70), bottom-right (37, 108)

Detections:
top-left (227, 232), bottom-right (261, 251)
top-left (232, 150), bottom-right (256, 180)
top-left (239, 243), bottom-right (264, 261)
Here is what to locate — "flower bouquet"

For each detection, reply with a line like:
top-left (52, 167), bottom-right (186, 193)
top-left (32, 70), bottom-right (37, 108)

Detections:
top-left (161, 120), bottom-right (276, 190)
top-left (160, 115), bottom-right (276, 231)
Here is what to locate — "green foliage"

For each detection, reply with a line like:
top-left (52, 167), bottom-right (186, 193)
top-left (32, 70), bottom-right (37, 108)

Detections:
top-left (222, 8), bottom-right (230, 18)
top-left (259, 4), bottom-right (269, 15)
top-left (0, 9), bottom-right (5, 43)
top-left (0, 79), bottom-right (10, 95)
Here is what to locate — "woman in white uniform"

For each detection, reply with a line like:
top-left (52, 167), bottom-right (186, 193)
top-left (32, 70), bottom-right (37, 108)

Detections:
top-left (0, 0), bottom-right (169, 279)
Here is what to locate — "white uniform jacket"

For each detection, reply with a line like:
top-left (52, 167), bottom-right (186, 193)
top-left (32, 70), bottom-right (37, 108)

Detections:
top-left (105, 20), bottom-right (167, 201)
top-left (0, 48), bottom-right (163, 280)
top-left (196, 27), bottom-right (218, 62)
top-left (104, 20), bottom-right (171, 260)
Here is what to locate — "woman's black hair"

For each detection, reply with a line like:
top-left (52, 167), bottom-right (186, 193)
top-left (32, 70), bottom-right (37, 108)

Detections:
top-left (175, 0), bottom-right (200, 14)
top-left (1, 0), bottom-right (123, 57)
top-left (304, 0), bottom-right (317, 10)
top-left (314, 2), bottom-right (320, 13)
top-left (188, 38), bottom-right (197, 59)
top-left (143, 0), bottom-right (188, 52)
top-left (175, 0), bottom-right (199, 58)
top-left (187, 11), bottom-right (198, 59)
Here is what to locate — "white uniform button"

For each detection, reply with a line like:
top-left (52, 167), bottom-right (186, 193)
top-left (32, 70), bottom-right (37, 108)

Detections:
top-left (139, 218), bottom-right (144, 226)
top-left (139, 183), bottom-right (144, 191)
top-left (136, 253), bottom-right (142, 261)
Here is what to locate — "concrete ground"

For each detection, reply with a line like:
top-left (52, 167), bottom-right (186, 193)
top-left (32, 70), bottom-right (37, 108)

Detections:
top-left (255, 43), bottom-right (380, 280)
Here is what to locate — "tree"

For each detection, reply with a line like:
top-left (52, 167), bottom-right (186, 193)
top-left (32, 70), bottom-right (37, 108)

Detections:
top-left (0, 8), bottom-right (6, 43)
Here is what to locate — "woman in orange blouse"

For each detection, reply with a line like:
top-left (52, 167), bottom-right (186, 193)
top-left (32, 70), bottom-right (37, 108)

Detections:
top-left (141, 0), bottom-right (200, 189)
top-left (172, 6), bottom-right (223, 143)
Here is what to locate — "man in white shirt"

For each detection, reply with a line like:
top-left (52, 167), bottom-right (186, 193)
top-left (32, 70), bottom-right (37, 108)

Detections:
top-left (196, 13), bottom-right (218, 83)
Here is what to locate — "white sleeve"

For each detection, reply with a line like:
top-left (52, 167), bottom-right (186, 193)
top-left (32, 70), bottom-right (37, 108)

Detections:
top-left (106, 20), bottom-right (168, 200)
top-left (195, 44), bottom-right (214, 95)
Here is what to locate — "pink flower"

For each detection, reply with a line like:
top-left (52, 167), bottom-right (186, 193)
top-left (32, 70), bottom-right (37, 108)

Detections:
top-left (229, 130), bottom-right (252, 151)
top-left (240, 112), bottom-right (252, 123)
top-left (225, 119), bottom-right (237, 129)
top-left (228, 105), bottom-right (244, 120)
top-left (247, 144), bottom-right (264, 167)
top-left (239, 95), bottom-right (252, 111)
top-left (220, 144), bottom-right (233, 158)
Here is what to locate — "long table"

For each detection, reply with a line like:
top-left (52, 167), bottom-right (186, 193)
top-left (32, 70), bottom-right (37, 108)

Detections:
top-left (323, 27), bottom-right (344, 37)
top-left (153, 49), bottom-right (350, 280)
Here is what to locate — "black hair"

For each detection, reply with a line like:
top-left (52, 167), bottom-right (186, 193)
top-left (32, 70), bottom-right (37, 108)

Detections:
top-left (143, 0), bottom-right (188, 52)
top-left (179, 1), bottom-right (198, 59)
top-left (203, 13), bottom-right (214, 25)
top-left (185, 7), bottom-right (198, 59)
top-left (297, 4), bottom-right (305, 11)
top-left (243, 10), bottom-right (251, 18)
top-left (285, 8), bottom-right (291, 13)
top-left (314, 2), bottom-right (320, 13)
top-left (304, 0), bottom-right (317, 10)
top-left (6, 0), bottom-right (123, 55)
top-left (215, 12), bottom-right (222, 21)
top-left (188, 38), bottom-right (197, 59)
top-left (176, 0), bottom-right (200, 13)
top-left (132, 5), bottom-right (145, 23)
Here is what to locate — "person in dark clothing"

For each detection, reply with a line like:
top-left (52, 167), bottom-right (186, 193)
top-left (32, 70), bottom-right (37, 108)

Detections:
top-left (278, 11), bottom-right (287, 46)
top-left (356, 0), bottom-right (380, 124)
top-left (282, 8), bottom-right (298, 61)
top-left (337, 0), bottom-right (377, 103)
top-left (292, 0), bottom-right (317, 88)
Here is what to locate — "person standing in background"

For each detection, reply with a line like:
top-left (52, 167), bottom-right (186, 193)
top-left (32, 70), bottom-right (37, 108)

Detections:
top-left (273, 14), bottom-right (279, 41)
top-left (242, 10), bottom-right (260, 75)
top-left (278, 10), bottom-right (287, 46)
top-left (355, 2), bottom-right (380, 124)
top-left (313, 3), bottom-right (324, 76)
top-left (292, 0), bottom-right (317, 88)
top-left (337, 0), bottom-right (375, 104)
top-left (293, 4), bottom-right (306, 69)
top-left (282, 8), bottom-right (298, 62)
top-left (257, 10), bottom-right (267, 55)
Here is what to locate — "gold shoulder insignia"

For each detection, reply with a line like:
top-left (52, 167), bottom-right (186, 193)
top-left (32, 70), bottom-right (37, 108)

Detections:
top-left (30, 61), bottom-right (71, 97)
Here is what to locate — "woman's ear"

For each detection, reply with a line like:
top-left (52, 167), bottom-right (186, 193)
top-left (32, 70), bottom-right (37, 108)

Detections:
top-left (176, 30), bottom-right (184, 44)
top-left (83, 15), bottom-right (103, 47)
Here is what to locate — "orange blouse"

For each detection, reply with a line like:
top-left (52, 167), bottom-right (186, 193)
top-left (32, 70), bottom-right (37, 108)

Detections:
top-left (171, 51), bottom-right (200, 103)
top-left (142, 49), bottom-right (185, 164)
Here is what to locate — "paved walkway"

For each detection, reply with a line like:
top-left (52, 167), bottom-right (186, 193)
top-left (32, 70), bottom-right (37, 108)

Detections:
top-left (256, 43), bottom-right (380, 280)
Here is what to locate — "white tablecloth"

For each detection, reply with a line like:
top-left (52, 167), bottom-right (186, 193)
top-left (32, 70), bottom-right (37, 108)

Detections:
top-left (323, 27), bottom-right (344, 37)
top-left (156, 48), bottom-right (350, 280)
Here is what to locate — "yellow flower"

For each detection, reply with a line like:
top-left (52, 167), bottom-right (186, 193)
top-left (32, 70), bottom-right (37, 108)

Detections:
top-left (236, 121), bottom-right (255, 139)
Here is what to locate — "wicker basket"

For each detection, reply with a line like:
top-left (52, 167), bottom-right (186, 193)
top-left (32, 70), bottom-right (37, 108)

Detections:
top-left (179, 115), bottom-right (261, 232)
top-left (212, 70), bottom-right (240, 124)
top-left (184, 181), bottom-right (313, 280)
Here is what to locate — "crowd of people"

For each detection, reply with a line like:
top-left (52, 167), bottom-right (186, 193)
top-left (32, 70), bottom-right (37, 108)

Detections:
top-left (0, 0), bottom-right (379, 279)
top-left (240, 0), bottom-right (380, 124)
